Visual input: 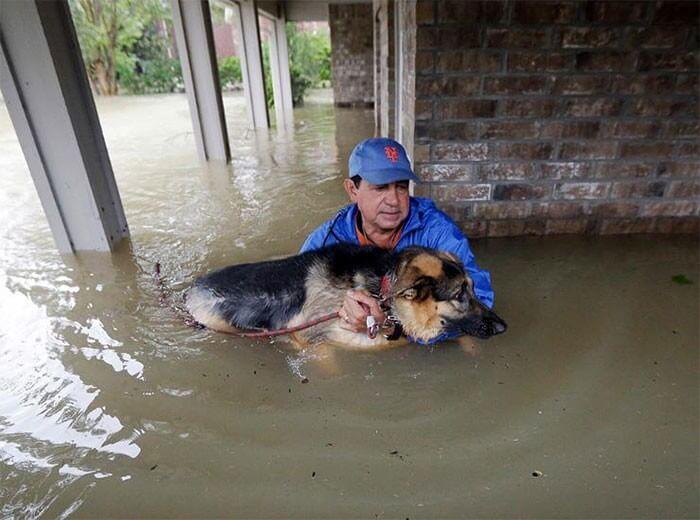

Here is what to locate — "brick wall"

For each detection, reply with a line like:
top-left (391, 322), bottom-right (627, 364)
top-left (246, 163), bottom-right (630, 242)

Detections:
top-left (413, 0), bottom-right (699, 237)
top-left (329, 3), bottom-right (375, 107)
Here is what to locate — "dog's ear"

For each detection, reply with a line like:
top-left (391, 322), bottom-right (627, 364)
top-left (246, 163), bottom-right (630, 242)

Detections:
top-left (396, 276), bottom-right (433, 300)
top-left (401, 287), bottom-right (418, 300)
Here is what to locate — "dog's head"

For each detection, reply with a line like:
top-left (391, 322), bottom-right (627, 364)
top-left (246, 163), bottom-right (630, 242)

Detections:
top-left (390, 247), bottom-right (507, 343)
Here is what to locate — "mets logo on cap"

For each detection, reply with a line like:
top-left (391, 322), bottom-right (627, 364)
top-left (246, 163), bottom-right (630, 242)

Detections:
top-left (384, 145), bottom-right (399, 163)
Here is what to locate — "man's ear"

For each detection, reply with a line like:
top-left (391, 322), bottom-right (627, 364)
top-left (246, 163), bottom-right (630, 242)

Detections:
top-left (343, 178), bottom-right (359, 202)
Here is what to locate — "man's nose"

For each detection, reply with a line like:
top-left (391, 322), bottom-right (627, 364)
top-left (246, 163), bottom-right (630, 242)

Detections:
top-left (384, 185), bottom-right (399, 205)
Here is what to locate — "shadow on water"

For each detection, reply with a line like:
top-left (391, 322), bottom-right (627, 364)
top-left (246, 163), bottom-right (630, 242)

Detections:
top-left (0, 91), bottom-right (698, 518)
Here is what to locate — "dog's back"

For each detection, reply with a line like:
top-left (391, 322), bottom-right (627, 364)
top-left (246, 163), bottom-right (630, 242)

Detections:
top-left (185, 244), bottom-right (391, 334)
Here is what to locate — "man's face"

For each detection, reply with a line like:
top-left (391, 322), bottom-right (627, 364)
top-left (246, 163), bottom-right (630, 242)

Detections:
top-left (344, 178), bottom-right (410, 232)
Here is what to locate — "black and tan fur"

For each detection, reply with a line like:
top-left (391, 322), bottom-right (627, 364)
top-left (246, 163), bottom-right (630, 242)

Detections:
top-left (185, 243), bottom-right (506, 350)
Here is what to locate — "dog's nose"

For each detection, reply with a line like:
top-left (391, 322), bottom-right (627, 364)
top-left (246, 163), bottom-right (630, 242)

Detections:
top-left (484, 310), bottom-right (507, 336)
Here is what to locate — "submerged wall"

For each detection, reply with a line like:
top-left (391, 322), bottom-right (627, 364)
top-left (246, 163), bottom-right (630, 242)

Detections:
top-left (413, 0), bottom-right (699, 237)
top-left (329, 3), bottom-right (375, 107)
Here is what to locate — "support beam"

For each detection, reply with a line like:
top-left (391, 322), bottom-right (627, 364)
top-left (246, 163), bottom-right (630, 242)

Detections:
top-left (394, 0), bottom-right (416, 193)
top-left (265, 4), bottom-right (294, 127)
top-left (0, 0), bottom-right (128, 253)
top-left (236, 0), bottom-right (270, 128)
top-left (373, 0), bottom-right (390, 137)
top-left (171, 0), bottom-right (231, 162)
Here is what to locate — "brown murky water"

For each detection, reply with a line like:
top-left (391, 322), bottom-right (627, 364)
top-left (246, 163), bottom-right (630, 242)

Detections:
top-left (1, 91), bottom-right (698, 518)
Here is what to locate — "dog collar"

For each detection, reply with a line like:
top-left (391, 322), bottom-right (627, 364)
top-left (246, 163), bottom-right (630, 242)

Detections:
top-left (379, 274), bottom-right (393, 302)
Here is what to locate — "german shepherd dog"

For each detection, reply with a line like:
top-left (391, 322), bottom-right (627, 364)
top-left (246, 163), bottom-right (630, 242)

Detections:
top-left (185, 243), bottom-right (507, 349)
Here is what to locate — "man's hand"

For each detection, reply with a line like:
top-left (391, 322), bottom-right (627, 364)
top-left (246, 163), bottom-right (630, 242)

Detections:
top-left (338, 289), bottom-right (385, 333)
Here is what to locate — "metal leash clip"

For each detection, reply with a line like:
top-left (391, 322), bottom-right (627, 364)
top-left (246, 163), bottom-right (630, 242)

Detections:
top-left (366, 315), bottom-right (379, 339)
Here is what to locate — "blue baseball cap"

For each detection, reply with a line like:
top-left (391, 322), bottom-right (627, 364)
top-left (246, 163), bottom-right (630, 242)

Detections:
top-left (348, 138), bottom-right (420, 185)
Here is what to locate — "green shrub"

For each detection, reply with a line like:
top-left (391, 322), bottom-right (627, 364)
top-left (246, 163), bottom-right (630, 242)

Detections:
top-left (218, 56), bottom-right (242, 89)
top-left (118, 57), bottom-right (182, 94)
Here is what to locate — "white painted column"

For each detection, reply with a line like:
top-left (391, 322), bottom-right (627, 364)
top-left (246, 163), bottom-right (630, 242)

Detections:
top-left (171, 0), bottom-right (231, 162)
top-left (0, 0), bottom-right (128, 253)
top-left (266, 4), bottom-right (294, 127)
top-left (373, 0), bottom-right (390, 137)
top-left (235, 0), bottom-right (270, 128)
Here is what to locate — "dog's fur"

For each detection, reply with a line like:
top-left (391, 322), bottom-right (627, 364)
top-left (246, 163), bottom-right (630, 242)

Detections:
top-left (185, 243), bottom-right (506, 350)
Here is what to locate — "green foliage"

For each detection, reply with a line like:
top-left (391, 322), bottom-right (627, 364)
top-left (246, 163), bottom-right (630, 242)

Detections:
top-left (286, 23), bottom-right (332, 89)
top-left (69, 0), bottom-right (172, 95)
top-left (671, 274), bottom-right (693, 285)
top-left (218, 56), bottom-right (242, 89)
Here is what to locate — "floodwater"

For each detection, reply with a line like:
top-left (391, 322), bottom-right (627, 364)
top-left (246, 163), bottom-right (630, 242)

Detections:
top-left (1, 90), bottom-right (698, 518)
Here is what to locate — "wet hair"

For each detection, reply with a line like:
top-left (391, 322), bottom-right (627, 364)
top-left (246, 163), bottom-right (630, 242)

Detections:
top-left (350, 175), bottom-right (362, 188)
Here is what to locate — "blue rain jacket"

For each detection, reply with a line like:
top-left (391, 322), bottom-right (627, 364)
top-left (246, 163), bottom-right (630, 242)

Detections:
top-left (299, 197), bottom-right (494, 344)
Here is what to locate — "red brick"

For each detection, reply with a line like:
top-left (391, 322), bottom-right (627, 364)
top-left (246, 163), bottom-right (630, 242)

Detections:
top-left (611, 181), bottom-right (666, 198)
top-left (498, 98), bottom-right (558, 117)
top-left (576, 52), bottom-right (635, 72)
top-left (532, 201), bottom-right (586, 218)
top-left (478, 163), bottom-right (537, 181)
top-left (628, 97), bottom-right (689, 117)
top-left (625, 26), bottom-right (690, 49)
top-left (539, 121), bottom-right (600, 139)
top-left (486, 28), bottom-right (549, 49)
top-left (473, 202), bottom-right (532, 219)
top-left (652, 1), bottom-right (700, 24)
top-left (545, 219), bottom-right (589, 234)
top-left (437, 1), bottom-right (505, 24)
top-left (414, 144), bottom-right (431, 163)
top-left (619, 142), bottom-right (675, 159)
top-left (676, 142), bottom-right (700, 157)
top-left (540, 162), bottom-right (593, 179)
top-left (416, 0), bottom-right (435, 24)
top-left (600, 121), bottom-right (660, 139)
top-left (493, 183), bottom-right (550, 200)
top-left (417, 164), bottom-right (476, 181)
top-left (585, 2), bottom-right (648, 23)
top-left (421, 122), bottom-right (480, 140)
top-left (559, 142), bottom-right (617, 160)
top-left (416, 51), bottom-right (434, 74)
top-left (489, 220), bottom-right (526, 237)
top-left (609, 74), bottom-right (676, 94)
top-left (417, 76), bottom-right (480, 98)
top-left (438, 100), bottom-right (497, 119)
top-left (436, 51), bottom-right (502, 73)
top-left (483, 76), bottom-right (548, 95)
top-left (595, 162), bottom-right (656, 179)
top-left (512, 2), bottom-right (576, 24)
top-left (552, 75), bottom-right (609, 95)
top-left (658, 162), bottom-right (700, 178)
top-left (415, 99), bottom-right (433, 120)
top-left (523, 219), bottom-right (547, 234)
top-left (417, 27), bottom-right (438, 49)
top-left (676, 74), bottom-right (699, 94)
top-left (563, 98), bottom-right (623, 117)
top-left (653, 217), bottom-right (700, 234)
top-left (433, 183), bottom-right (492, 201)
top-left (493, 142), bottom-right (554, 160)
top-left (433, 143), bottom-right (488, 161)
top-left (560, 27), bottom-right (619, 48)
top-left (667, 180), bottom-right (700, 198)
top-left (599, 218), bottom-right (657, 235)
top-left (480, 121), bottom-right (540, 139)
top-left (461, 220), bottom-right (489, 238)
top-left (555, 182), bottom-right (610, 200)
top-left (664, 121), bottom-right (700, 138)
top-left (438, 28), bottom-right (482, 49)
top-left (638, 52), bottom-right (698, 71)
top-left (592, 202), bottom-right (641, 218)
top-left (508, 52), bottom-right (571, 72)
top-left (641, 201), bottom-right (698, 217)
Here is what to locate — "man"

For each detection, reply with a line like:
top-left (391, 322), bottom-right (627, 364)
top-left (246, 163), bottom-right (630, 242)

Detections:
top-left (300, 137), bottom-right (494, 344)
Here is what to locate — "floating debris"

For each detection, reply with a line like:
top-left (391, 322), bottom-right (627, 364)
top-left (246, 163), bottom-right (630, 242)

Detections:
top-left (671, 274), bottom-right (692, 285)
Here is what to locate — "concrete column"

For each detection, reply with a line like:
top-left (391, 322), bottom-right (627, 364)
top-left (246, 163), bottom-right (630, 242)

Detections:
top-left (0, 0), bottom-right (128, 253)
top-left (171, 0), bottom-right (231, 162)
top-left (266, 4), bottom-right (294, 127)
top-left (394, 0), bottom-right (416, 193)
top-left (373, 0), bottom-right (390, 137)
top-left (235, 0), bottom-right (270, 128)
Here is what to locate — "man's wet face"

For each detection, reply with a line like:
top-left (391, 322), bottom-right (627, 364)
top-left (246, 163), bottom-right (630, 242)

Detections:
top-left (347, 179), bottom-right (410, 232)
